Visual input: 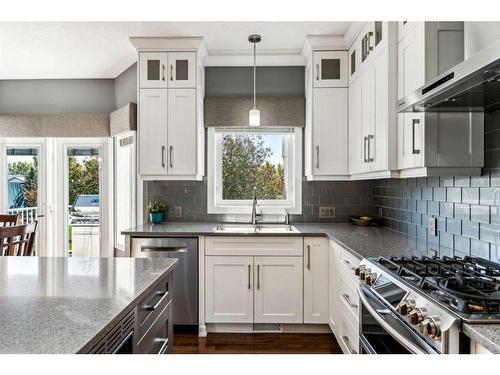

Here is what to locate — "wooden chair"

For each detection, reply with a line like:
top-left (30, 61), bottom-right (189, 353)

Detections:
top-left (0, 222), bottom-right (38, 256)
top-left (0, 214), bottom-right (18, 227)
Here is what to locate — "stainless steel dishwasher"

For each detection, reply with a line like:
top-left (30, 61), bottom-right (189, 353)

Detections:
top-left (131, 237), bottom-right (198, 326)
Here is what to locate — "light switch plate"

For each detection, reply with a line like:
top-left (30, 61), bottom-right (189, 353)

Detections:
top-left (319, 206), bottom-right (336, 219)
top-left (428, 216), bottom-right (437, 236)
top-left (174, 206), bottom-right (183, 218)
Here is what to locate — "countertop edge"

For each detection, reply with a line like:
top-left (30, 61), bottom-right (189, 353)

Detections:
top-left (76, 259), bottom-right (177, 354)
top-left (462, 324), bottom-right (500, 354)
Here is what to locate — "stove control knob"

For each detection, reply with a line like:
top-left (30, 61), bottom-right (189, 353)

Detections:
top-left (421, 317), bottom-right (441, 338)
top-left (396, 299), bottom-right (415, 316)
top-left (360, 268), bottom-right (371, 281)
top-left (365, 272), bottom-right (377, 286)
top-left (408, 307), bottom-right (427, 325)
top-left (355, 265), bottom-right (365, 276)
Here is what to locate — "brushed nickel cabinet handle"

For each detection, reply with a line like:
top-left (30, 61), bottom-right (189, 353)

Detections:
top-left (316, 64), bottom-right (320, 80)
top-left (257, 264), bottom-right (260, 290)
top-left (341, 336), bottom-right (357, 354)
top-left (363, 137), bottom-right (368, 162)
top-left (161, 145), bottom-right (165, 168)
top-left (307, 245), bottom-right (311, 270)
top-left (368, 134), bottom-right (374, 162)
top-left (154, 338), bottom-right (169, 354)
top-left (248, 264), bottom-right (251, 290)
top-left (342, 293), bottom-right (358, 309)
top-left (170, 64), bottom-right (174, 81)
top-left (316, 146), bottom-right (320, 168)
top-left (162, 64), bottom-right (165, 81)
top-left (412, 119), bottom-right (421, 154)
top-left (169, 146), bottom-right (173, 168)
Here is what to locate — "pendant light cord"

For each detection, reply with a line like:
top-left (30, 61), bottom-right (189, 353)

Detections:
top-left (253, 41), bottom-right (256, 110)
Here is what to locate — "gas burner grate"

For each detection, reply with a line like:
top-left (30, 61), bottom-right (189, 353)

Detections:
top-left (375, 255), bottom-right (500, 315)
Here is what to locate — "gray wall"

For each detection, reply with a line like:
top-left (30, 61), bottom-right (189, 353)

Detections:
top-left (0, 79), bottom-right (116, 113)
top-left (115, 63), bottom-right (137, 108)
top-left (374, 110), bottom-right (500, 263)
top-left (205, 67), bottom-right (305, 97)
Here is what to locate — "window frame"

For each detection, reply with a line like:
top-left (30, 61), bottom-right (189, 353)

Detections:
top-left (207, 127), bottom-right (302, 215)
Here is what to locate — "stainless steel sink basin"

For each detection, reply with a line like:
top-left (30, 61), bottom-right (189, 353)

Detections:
top-left (213, 224), bottom-right (299, 234)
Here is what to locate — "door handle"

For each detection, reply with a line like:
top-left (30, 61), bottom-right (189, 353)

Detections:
top-left (368, 134), bottom-right (374, 162)
top-left (170, 64), bottom-right (174, 81)
top-left (412, 119), bottom-right (420, 154)
top-left (161, 145), bottom-right (165, 168)
top-left (342, 293), bottom-right (358, 309)
top-left (248, 264), bottom-right (251, 290)
top-left (363, 137), bottom-right (368, 162)
top-left (169, 146), bottom-right (173, 168)
top-left (257, 264), bottom-right (260, 290)
top-left (315, 146), bottom-right (320, 168)
top-left (316, 64), bottom-right (319, 80)
top-left (161, 64), bottom-right (166, 81)
top-left (307, 245), bottom-right (311, 270)
top-left (140, 246), bottom-right (187, 253)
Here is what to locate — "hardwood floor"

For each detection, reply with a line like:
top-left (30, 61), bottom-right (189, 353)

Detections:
top-left (173, 327), bottom-right (343, 354)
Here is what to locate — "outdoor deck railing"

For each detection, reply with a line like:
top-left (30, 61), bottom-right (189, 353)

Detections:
top-left (7, 206), bottom-right (38, 224)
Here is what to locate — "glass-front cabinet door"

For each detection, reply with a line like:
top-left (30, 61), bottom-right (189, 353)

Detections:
top-left (167, 52), bottom-right (196, 88)
top-left (313, 51), bottom-right (348, 88)
top-left (139, 52), bottom-right (168, 89)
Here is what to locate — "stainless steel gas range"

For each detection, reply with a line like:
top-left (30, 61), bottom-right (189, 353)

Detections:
top-left (356, 256), bottom-right (500, 354)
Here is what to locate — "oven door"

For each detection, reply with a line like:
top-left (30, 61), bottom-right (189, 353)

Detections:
top-left (358, 284), bottom-right (439, 354)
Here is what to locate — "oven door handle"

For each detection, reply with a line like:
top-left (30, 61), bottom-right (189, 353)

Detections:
top-left (357, 285), bottom-right (437, 354)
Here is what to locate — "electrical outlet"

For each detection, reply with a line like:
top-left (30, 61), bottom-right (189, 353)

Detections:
top-left (428, 216), bottom-right (437, 236)
top-left (174, 206), bottom-right (183, 218)
top-left (319, 206), bottom-right (336, 219)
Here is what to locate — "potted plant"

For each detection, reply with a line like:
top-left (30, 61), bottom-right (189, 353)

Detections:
top-left (147, 201), bottom-right (167, 224)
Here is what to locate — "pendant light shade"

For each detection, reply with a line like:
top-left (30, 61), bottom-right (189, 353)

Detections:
top-left (248, 34), bottom-right (261, 127)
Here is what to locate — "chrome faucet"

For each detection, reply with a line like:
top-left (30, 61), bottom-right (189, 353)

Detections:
top-left (251, 186), bottom-right (262, 225)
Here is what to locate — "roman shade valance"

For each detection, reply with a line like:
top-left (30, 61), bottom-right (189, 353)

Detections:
top-left (0, 112), bottom-right (110, 137)
top-left (204, 97), bottom-right (305, 128)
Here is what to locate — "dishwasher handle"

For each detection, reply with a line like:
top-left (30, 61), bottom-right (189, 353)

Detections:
top-left (140, 246), bottom-right (187, 253)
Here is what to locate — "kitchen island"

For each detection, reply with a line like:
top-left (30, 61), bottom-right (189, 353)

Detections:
top-left (0, 256), bottom-right (177, 354)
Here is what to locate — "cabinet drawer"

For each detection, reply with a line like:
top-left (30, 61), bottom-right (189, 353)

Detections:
top-left (205, 236), bottom-right (303, 256)
top-left (338, 272), bottom-right (360, 324)
top-left (338, 247), bottom-right (361, 280)
top-left (338, 313), bottom-right (359, 354)
top-left (136, 299), bottom-right (172, 354)
top-left (137, 275), bottom-right (172, 339)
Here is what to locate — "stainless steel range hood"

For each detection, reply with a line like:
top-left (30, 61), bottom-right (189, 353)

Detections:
top-left (397, 38), bottom-right (500, 113)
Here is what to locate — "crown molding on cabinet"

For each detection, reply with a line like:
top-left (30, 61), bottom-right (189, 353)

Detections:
top-left (129, 36), bottom-right (208, 58)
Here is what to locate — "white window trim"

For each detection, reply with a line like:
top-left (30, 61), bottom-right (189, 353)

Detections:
top-left (207, 127), bottom-right (302, 215)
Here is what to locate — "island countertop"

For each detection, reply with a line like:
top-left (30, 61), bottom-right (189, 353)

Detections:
top-left (0, 256), bottom-right (177, 354)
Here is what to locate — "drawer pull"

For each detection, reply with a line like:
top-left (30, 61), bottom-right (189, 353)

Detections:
top-left (342, 293), bottom-right (358, 309)
top-left (154, 338), bottom-right (169, 354)
top-left (341, 335), bottom-right (358, 354)
top-left (248, 264), bottom-right (251, 290)
top-left (307, 245), bottom-right (311, 270)
top-left (342, 259), bottom-right (356, 271)
top-left (143, 291), bottom-right (167, 311)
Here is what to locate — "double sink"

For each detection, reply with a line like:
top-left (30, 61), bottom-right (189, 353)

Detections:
top-left (213, 223), bottom-right (299, 234)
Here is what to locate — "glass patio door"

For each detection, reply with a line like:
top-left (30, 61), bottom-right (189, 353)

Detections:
top-left (4, 143), bottom-right (46, 255)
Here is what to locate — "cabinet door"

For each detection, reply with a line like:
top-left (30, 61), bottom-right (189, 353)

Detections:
top-left (360, 66), bottom-right (375, 173)
top-left (313, 51), bottom-right (348, 88)
top-left (397, 24), bottom-right (424, 99)
top-left (397, 21), bottom-right (419, 42)
top-left (312, 88), bottom-right (348, 176)
top-left (304, 238), bottom-right (329, 324)
top-left (167, 52), bottom-right (196, 88)
top-left (205, 256), bottom-right (254, 323)
top-left (139, 89), bottom-right (167, 175)
top-left (398, 113), bottom-right (424, 169)
top-left (349, 78), bottom-right (363, 175)
top-left (370, 52), bottom-right (388, 172)
top-left (167, 89), bottom-right (197, 175)
top-left (139, 53), bottom-right (168, 89)
top-left (254, 257), bottom-right (303, 324)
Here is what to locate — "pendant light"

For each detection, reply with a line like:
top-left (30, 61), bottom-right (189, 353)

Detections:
top-left (248, 34), bottom-right (261, 127)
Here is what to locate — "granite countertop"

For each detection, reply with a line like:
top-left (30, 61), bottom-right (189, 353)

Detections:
top-left (122, 222), bottom-right (425, 260)
top-left (463, 324), bottom-right (500, 353)
top-left (0, 256), bottom-right (177, 354)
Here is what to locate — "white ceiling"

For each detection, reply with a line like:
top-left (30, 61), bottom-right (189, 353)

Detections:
top-left (0, 22), bottom-right (351, 80)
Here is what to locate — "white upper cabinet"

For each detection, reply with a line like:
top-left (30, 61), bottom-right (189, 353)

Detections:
top-left (313, 51), bottom-right (348, 88)
top-left (167, 52), bottom-right (196, 88)
top-left (310, 88), bottom-right (349, 177)
top-left (304, 238), bottom-right (329, 324)
top-left (396, 22), bottom-right (483, 177)
top-left (139, 89), bottom-right (168, 175)
top-left (167, 89), bottom-right (197, 175)
top-left (132, 38), bottom-right (206, 180)
top-left (139, 53), bottom-right (168, 89)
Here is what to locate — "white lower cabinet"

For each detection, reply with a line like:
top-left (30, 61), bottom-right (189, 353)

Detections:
top-left (254, 257), bottom-right (303, 324)
top-left (205, 256), bottom-right (254, 323)
top-left (304, 238), bottom-right (329, 324)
